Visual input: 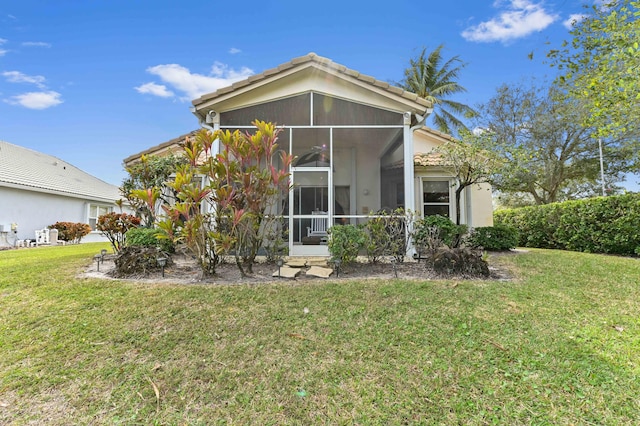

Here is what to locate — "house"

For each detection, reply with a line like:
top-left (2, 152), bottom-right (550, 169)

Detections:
top-left (0, 141), bottom-right (123, 246)
top-left (125, 53), bottom-right (493, 256)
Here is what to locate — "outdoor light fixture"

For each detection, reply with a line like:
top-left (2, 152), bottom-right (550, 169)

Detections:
top-left (94, 254), bottom-right (102, 272)
top-left (391, 257), bottom-right (398, 278)
top-left (276, 258), bottom-right (284, 277)
top-left (157, 257), bottom-right (168, 278)
top-left (334, 258), bottom-right (342, 278)
top-left (100, 249), bottom-right (107, 263)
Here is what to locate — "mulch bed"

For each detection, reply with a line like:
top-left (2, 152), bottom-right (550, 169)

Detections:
top-left (81, 252), bottom-right (516, 285)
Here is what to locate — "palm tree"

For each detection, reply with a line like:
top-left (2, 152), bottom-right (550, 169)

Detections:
top-left (399, 45), bottom-right (476, 135)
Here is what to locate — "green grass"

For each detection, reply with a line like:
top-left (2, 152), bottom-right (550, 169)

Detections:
top-left (1, 244), bottom-right (639, 424)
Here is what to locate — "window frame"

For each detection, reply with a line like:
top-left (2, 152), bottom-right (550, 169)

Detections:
top-left (421, 178), bottom-right (454, 220)
top-left (88, 204), bottom-right (113, 231)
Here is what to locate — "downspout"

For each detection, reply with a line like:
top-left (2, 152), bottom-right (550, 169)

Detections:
top-left (405, 108), bottom-right (433, 256)
top-left (191, 106), bottom-right (220, 215)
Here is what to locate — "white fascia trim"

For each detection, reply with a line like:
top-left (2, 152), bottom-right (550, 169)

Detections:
top-left (195, 62), bottom-right (428, 115)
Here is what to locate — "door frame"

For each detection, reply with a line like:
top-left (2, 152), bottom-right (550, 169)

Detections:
top-left (289, 166), bottom-right (332, 256)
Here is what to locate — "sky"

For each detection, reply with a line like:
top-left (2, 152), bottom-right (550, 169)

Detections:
top-left (1, 0), bottom-right (636, 190)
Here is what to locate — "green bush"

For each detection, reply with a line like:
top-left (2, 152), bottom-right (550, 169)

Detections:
top-left (468, 224), bottom-right (519, 251)
top-left (126, 227), bottom-right (174, 253)
top-left (495, 193), bottom-right (640, 255)
top-left (327, 224), bottom-right (366, 265)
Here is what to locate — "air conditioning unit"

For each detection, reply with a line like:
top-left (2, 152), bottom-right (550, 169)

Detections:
top-left (0, 224), bottom-right (5, 232)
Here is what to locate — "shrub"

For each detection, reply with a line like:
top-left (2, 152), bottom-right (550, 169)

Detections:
top-left (495, 193), bottom-right (640, 256)
top-left (262, 217), bottom-right (288, 262)
top-left (327, 224), bottom-right (366, 265)
top-left (97, 213), bottom-right (141, 253)
top-left (468, 224), bottom-right (519, 251)
top-left (126, 227), bottom-right (174, 253)
top-left (431, 247), bottom-right (490, 277)
top-left (412, 215), bottom-right (467, 252)
top-left (363, 209), bottom-right (412, 263)
top-left (113, 246), bottom-right (170, 277)
top-left (48, 222), bottom-right (92, 244)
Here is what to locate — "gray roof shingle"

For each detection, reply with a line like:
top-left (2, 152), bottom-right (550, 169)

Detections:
top-left (0, 141), bottom-right (121, 202)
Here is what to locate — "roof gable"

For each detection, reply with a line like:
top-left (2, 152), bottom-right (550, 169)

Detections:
top-left (192, 53), bottom-right (431, 118)
top-left (0, 141), bottom-right (121, 202)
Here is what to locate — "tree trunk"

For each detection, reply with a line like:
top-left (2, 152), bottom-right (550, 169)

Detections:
top-left (455, 185), bottom-right (465, 225)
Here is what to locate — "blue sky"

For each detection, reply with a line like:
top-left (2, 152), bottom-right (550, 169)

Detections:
top-left (2, 0), bottom-right (635, 190)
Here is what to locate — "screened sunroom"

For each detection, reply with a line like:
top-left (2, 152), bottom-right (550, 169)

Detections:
top-left (191, 53), bottom-right (432, 256)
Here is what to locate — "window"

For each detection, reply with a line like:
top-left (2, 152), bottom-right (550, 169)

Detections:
top-left (423, 180), bottom-right (452, 218)
top-left (220, 93), bottom-right (311, 126)
top-left (88, 204), bottom-right (112, 230)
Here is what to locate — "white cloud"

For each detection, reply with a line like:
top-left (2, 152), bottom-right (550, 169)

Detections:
top-left (0, 38), bottom-right (7, 44)
top-left (0, 49), bottom-right (7, 57)
top-left (140, 62), bottom-right (254, 100)
top-left (2, 71), bottom-right (47, 88)
top-left (22, 41), bottom-right (52, 48)
top-left (563, 13), bottom-right (587, 29)
top-left (229, 47), bottom-right (241, 54)
top-left (462, 0), bottom-right (559, 43)
top-left (134, 82), bottom-right (174, 98)
top-left (5, 91), bottom-right (63, 109)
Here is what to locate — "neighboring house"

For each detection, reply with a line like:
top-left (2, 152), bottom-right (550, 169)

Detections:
top-left (0, 141), bottom-right (123, 246)
top-left (125, 53), bottom-right (493, 256)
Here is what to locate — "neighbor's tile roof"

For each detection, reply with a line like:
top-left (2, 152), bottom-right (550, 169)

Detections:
top-left (384, 152), bottom-right (445, 170)
top-left (0, 141), bottom-right (121, 202)
top-left (123, 130), bottom-right (196, 166)
top-left (414, 152), bottom-right (445, 167)
top-left (193, 52), bottom-right (432, 109)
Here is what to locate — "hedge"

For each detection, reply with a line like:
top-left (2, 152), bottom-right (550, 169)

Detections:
top-left (494, 193), bottom-right (640, 256)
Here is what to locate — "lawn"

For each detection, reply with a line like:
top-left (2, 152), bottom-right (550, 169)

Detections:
top-left (1, 243), bottom-right (639, 424)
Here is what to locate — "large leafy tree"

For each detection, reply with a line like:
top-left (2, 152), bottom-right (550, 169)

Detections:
top-left (432, 131), bottom-right (502, 225)
top-left (399, 44), bottom-right (476, 134)
top-left (121, 154), bottom-right (187, 227)
top-left (549, 0), bottom-right (640, 139)
top-left (476, 82), bottom-right (632, 205)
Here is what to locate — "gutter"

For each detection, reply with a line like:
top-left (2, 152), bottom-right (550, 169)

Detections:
top-left (190, 106), bottom-right (217, 133)
top-left (410, 107), bottom-right (433, 132)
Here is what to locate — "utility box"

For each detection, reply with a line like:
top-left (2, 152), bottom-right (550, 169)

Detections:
top-left (49, 229), bottom-right (59, 246)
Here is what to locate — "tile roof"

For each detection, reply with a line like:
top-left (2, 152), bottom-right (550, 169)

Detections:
top-left (0, 141), bottom-right (121, 202)
top-left (414, 152), bottom-right (445, 167)
top-left (192, 52), bottom-right (432, 109)
top-left (123, 130), bottom-right (196, 166)
top-left (383, 152), bottom-right (446, 170)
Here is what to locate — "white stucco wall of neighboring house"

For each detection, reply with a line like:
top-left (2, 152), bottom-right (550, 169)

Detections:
top-left (0, 140), bottom-right (126, 247)
top-left (0, 186), bottom-right (117, 243)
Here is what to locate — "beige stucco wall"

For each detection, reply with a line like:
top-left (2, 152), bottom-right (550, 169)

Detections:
top-left (412, 128), bottom-right (494, 227)
top-left (468, 182), bottom-right (494, 227)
